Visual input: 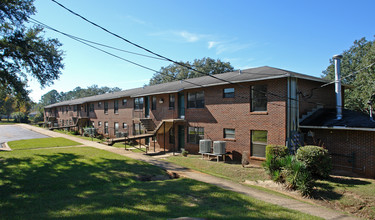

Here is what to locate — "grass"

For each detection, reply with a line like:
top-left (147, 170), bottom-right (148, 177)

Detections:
top-left (312, 176), bottom-right (375, 219)
top-left (166, 154), bottom-right (268, 182)
top-left (7, 137), bottom-right (82, 150)
top-left (0, 118), bottom-right (16, 125)
top-left (0, 141), bottom-right (320, 219)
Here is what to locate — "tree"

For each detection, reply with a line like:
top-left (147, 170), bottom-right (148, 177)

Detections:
top-left (0, 0), bottom-right (64, 101)
top-left (39, 85), bottom-right (122, 106)
top-left (149, 57), bottom-right (234, 85)
top-left (322, 37), bottom-right (375, 112)
top-left (40, 89), bottom-right (61, 106)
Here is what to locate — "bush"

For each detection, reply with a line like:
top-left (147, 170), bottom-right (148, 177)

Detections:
top-left (296, 145), bottom-right (332, 179)
top-left (262, 154), bottom-right (284, 182)
top-left (281, 155), bottom-right (314, 196)
top-left (11, 112), bottom-right (28, 123)
top-left (265, 145), bottom-right (289, 158)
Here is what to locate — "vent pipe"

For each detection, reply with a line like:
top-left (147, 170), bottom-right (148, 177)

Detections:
top-left (333, 54), bottom-right (343, 120)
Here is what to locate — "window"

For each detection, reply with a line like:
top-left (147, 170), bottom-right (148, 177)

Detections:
top-left (114, 100), bottom-right (119, 114)
top-left (114, 122), bottom-right (119, 135)
top-left (151, 96), bottom-right (156, 110)
top-left (98, 102), bottom-right (102, 107)
top-left (169, 94), bottom-right (175, 109)
top-left (122, 99), bottom-right (127, 106)
top-left (123, 123), bottom-right (127, 129)
top-left (62, 120), bottom-right (64, 126)
top-left (104, 122), bottom-right (108, 134)
top-left (223, 88), bottom-right (235, 98)
top-left (69, 119), bottom-right (72, 125)
top-left (224, 128), bottom-right (235, 139)
top-left (89, 103), bottom-right (94, 112)
top-left (98, 121), bottom-right (102, 126)
top-left (187, 91), bottom-right (204, 108)
top-left (251, 130), bottom-right (268, 158)
top-left (133, 123), bottom-right (143, 135)
top-left (188, 127), bottom-right (204, 144)
top-left (251, 85), bottom-right (267, 112)
top-left (104, 101), bottom-right (108, 114)
top-left (92, 121), bottom-right (95, 127)
top-left (73, 105), bottom-right (77, 112)
top-left (134, 97), bottom-right (144, 110)
top-left (65, 107), bottom-right (68, 113)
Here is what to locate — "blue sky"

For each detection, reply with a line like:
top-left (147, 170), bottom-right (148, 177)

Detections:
top-left (29, 0), bottom-right (375, 102)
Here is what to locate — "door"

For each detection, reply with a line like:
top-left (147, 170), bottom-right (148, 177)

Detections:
top-left (178, 92), bottom-right (185, 119)
top-left (177, 125), bottom-right (185, 151)
top-left (144, 96), bottom-right (150, 118)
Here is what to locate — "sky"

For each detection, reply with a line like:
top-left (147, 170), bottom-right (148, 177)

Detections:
top-left (28, 0), bottom-right (375, 102)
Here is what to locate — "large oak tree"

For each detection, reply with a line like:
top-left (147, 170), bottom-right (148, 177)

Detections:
top-left (0, 0), bottom-right (64, 101)
top-left (149, 57), bottom-right (234, 85)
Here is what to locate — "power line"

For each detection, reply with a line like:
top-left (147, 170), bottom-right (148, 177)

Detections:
top-left (50, 0), bottom-right (321, 106)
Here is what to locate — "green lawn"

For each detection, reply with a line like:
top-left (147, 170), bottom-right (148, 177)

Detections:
top-left (166, 155), bottom-right (268, 182)
top-left (0, 145), bottom-right (320, 219)
top-left (166, 155), bottom-right (375, 219)
top-left (7, 137), bottom-right (82, 150)
top-left (313, 177), bottom-right (375, 219)
top-left (0, 118), bottom-right (16, 125)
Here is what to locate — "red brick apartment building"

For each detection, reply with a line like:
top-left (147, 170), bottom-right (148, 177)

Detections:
top-left (44, 66), bottom-right (343, 161)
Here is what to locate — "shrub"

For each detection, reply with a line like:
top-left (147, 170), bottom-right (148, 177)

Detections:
top-left (296, 145), bottom-right (332, 179)
top-left (262, 154), bottom-right (285, 182)
top-left (265, 145), bottom-right (289, 158)
top-left (11, 112), bottom-right (28, 123)
top-left (281, 155), bottom-right (314, 196)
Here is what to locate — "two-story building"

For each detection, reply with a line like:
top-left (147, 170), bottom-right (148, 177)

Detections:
top-left (44, 66), bottom-right (340, 161)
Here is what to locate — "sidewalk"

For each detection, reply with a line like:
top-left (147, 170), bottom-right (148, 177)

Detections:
top-left (17, 124), bottom-right (358, 220)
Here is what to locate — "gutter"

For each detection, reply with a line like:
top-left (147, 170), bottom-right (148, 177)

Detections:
top-left (299, 125), bottom-right (375, 132)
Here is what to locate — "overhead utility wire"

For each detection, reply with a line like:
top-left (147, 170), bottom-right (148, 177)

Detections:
top-left (29, 18), bottom-right (205, 89)
top-left (51, 0), bottom-right (323, 108)
top-left (29, 18), bottom-right (167, 62)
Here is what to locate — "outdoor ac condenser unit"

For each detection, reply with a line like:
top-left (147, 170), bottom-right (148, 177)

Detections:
top-left (213, 141), bottom-right (226, 155)
top-left (199, 139), bottom-right (212, 153)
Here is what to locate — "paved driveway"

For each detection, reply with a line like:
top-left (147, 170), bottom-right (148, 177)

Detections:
top-left (0, 125), bottom-right (49, 143)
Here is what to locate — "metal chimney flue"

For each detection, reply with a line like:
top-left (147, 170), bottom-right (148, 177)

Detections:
top-left (333, 54), bottom-right (343, 120)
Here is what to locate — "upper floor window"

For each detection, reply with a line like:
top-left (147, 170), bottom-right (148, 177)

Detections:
top-left (187, 91), bottom-right (204, 108)
top-left (169, 94), bottom-right (175, 109)
top-left (223, 88), bottom-right (235, 98)
top-left (151, 96), bottom-right (156, 110)
top-left (122, 99), bottom-right (127, 106)
top-left (89, 103), bottom-right (94, 112)
top-left (134, 97), bottom-right (144, 110)
top-left (114, 100), bottom-right (119, 114)
top-left (251, 85), bottom-right (267, 112)
top-left (224, 128), bottom-right (235, 139)
top-left (104, 101), bottom-right (108, 114)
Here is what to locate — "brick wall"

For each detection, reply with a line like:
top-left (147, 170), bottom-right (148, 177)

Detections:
top-left (297, 79), bottom-right (342, 117)
top-left (302, 128), bottom-right (375, 179)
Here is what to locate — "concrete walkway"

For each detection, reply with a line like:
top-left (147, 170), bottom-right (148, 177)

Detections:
top-left (16, 124), bottom-right (358, 220)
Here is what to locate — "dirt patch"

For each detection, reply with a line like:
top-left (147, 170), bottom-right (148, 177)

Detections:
top-left (136, 171), bottom-right (180, 182)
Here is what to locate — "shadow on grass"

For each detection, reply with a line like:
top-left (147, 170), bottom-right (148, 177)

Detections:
top-left (0, 149), bottom-right (313, 219)
top-left (311, 176), bottom-right (372, 201)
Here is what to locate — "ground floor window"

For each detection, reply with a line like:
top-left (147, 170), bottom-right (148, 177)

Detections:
top-left (133, 123), bottom-right (143, 135)
top-left (114, 122), bottom-right (119, 135)
top-left (188, 126), bottom-right (204, 144)
top-left (251, 130), bottom-right (268, 158)
top-left (104, 122), bottom-right (108, 134)
top-left (224, 128), bottom-right (235, 139)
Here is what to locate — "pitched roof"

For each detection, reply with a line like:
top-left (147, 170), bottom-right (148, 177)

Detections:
top-left (300, 108), bottom-right (375, 129)
top-left (44, 66), bottom-right (330, 108)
